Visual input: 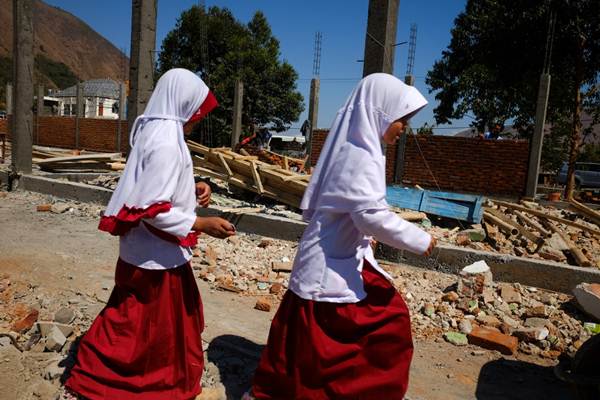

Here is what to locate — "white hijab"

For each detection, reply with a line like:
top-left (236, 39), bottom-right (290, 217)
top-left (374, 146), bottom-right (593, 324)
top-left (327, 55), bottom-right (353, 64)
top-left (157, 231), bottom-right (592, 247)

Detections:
top-left (103, 68), bottom-right (209, 219)
top-left (301, 73), bottom-right (428, 218)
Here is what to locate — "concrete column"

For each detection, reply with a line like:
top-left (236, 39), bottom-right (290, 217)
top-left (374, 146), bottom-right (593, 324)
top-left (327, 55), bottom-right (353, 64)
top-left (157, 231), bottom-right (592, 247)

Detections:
top-left (394, 74), bottom-right (414, 183)
top-left (75, 82), bottom-right (83, 149)
top-left (6, 83), bottom-right (13, 115)
top-left (305, 78), bottom-right (320, 168)
top-left (117, 82), bottom-right (127, 152)
top-left (231, 79), bottom-right (243, 148)
top-left (36, 85), bottom-right (44, 116)
top-left (525, 73), bottom-right (551, 200)
top-left (362, 0), bottom-right (400, 77)
top-left (127, 0), bottom-right (157, 152)
top-left (11, 0), bottom-right (34, 177)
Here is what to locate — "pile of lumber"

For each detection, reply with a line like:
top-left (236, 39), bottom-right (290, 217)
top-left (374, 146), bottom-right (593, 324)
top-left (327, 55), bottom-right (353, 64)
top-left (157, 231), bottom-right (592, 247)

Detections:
top-left (187, 141), bottom-right (310, 208)
top-left (238, 145), bottom-right (307, 172)
top-left (483, 199), bottom-right (600, 268)
top-left (35, 153), bottom-right (125, 172)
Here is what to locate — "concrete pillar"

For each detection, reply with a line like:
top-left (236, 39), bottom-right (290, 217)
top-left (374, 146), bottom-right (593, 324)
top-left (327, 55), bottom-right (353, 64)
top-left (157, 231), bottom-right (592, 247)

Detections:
top-left (305, 78), bottom-right (320, 168)
top-left (36, 85), bottom-right (44, 116)
top-left (6, 83), bottom-right (13, 115)
top-left (127, 0), bottom-right (157, 152)
top-left (11, 0), bottom-right (34, 177)
top-left (393, 75), bottom-right (414, 183)
top-left (117, 82), bottom-right (127, 152)
top-left (362, 0), bottom-right (400, 77)
top-left (525, 73), bottom-right (551, 200)
top-left (231, 79), bottom-right (243, 148)
top-left (75, 82), bottom-right (83, 149)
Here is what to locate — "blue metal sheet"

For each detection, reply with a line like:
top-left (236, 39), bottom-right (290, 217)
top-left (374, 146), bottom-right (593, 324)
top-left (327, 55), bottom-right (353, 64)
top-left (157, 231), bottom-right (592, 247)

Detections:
top-left (386, 186), bottom-right (485, 223)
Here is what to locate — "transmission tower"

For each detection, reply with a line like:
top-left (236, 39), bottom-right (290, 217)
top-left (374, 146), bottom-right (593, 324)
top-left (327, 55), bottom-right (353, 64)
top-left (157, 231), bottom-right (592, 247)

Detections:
top-left (405, 23), bottom-right (417, 85)
top-left (312, 32), bottom-right (322, 77)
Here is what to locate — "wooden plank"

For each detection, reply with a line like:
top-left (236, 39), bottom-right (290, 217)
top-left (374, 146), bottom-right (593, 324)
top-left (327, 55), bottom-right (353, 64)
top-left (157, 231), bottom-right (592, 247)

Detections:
top-left (486, 207), bottom-right (544, 247)
top-left (513, 210), bottom-right (552, 238)
top-left (250, 161), bottom-right (264, 193)
top-left (492, 200), bottom-right (600, 236)
top-left (36, 153), bottom-right (121, 164)
top-left (569, 199), bottom-right (600, 226)
top-left (280, 174), bottom-right (311, 182)
top-left (483, 211), bottom-right (518, 236)
top-left (283, 156), bottom-right (289, 170)
top-left (545, 222), bottom-right (592, 267)
top-left (217, 153), bottom-right (233, 176)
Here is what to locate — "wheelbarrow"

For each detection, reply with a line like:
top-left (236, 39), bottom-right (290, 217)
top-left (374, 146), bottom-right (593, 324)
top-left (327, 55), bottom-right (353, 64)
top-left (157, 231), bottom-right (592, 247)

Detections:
top-left (554, 333), bottom-right (600, 399)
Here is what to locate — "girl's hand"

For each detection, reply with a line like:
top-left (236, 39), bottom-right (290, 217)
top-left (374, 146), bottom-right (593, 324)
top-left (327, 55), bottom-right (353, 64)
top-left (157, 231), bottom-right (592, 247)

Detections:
top-left (193, 217), bottom-right (235, 239)
top-left (423, 236), bottom-right (436, 257)
top-left (196, 182), bottom-right (212, 208)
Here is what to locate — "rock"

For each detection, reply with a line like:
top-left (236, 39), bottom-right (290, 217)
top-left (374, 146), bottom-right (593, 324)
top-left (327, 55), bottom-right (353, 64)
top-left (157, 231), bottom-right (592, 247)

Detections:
top-left (524, 317), bottom-right (549, 329)
top-left (38, 321), bottom-right (74, 338)
top-left (499, 284), bottom-right (523, 304)
top-left (456, 234), bottom-right (471, 246)
top-left (54, 307), bottom-right (75, 324)
top-left (254, 299), bottom-right (271, 312)
top-left (457, 261), bottom-right (493, 296)
top-left (573, 283), bottom-right (600, 321)
top-left (458, 228), bottom-right (486, 242)
top-left (45, 326), bottom-right (67, 352)
top-left (501, 315), bottom-right (520, 329)
top-left (525, 305), bottom-right (551, 318)
top-left (36, 204), bottom-right (52, 212)
top-left (476, 315), bottom-right (502, 329)
top-left (539, 247), bottom-right (567, 263)
top-left (422, 303), bottom-right (435, 318)
top-left (269, 283), bottom-right (283, 295)
top-left (468, 326), bottom-right (518, 355)
top-left (51, 203), bottom-right (71, 214)
top-left (444, 332), bottom-right (468, 346)
top-left (44, 358), bottom-right (65, 380)
top-left (459, 319), bottom-right (473, 334)
top-left (204, 245), bottom-right (218, 268)
top-left (442, 291), bottom-right (459, 302)
top-left (539, 292), bottom-right (558, 306)
top-left (514, 327), bottom-right (549, 342)
top-left (258, 239), bottom-right (274, 248)
top-left (11, 308), bottom-right (39, 333)
top-left (481, 288), bottom-right (495, 304)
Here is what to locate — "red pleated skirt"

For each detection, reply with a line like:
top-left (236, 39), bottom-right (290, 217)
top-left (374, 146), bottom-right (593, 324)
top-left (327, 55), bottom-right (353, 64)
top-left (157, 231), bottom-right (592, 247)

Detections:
top-left (252, 261), bottom-right (414, 400)
top-left (66, 259), bottom-right (204, 400)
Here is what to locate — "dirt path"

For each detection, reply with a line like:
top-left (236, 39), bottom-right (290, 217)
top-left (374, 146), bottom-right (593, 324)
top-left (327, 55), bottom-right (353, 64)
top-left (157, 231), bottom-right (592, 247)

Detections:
top-left (0, 190), bottom-right (575, 399)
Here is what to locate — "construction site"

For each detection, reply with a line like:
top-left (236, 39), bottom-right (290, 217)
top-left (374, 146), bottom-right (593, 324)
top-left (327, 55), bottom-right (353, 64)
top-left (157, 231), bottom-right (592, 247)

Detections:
top-left (1, 0), bottom-right (600, 399)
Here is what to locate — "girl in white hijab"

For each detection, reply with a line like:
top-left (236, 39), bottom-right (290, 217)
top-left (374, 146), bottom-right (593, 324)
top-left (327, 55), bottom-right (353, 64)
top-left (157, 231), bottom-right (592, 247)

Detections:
top-left (248, 73), bottom-right (435, 400)
top-left (66, 69), bottom-right (235, 400)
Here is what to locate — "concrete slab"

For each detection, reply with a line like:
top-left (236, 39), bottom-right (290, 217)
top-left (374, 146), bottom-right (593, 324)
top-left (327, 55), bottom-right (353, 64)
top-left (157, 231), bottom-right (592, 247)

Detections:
top-left (377, 243), bottom-right (600, 294)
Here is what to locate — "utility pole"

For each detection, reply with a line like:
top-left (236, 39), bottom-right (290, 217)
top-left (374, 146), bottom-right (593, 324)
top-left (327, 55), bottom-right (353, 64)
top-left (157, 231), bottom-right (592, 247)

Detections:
top-left (6, 83), bottom-right (13, 115)
top-left (75, 82), bottom-right (83, 149)
top-left (11, 0), bottom-right (34, 182)
top-left (525, 9), bottom-right (555, 200)
top-left (127, 0), bottom-right (157, 152)
top-left (231, 79), bottom-right (243, 148)
top-left (362, 0), bottom-right (400, 77)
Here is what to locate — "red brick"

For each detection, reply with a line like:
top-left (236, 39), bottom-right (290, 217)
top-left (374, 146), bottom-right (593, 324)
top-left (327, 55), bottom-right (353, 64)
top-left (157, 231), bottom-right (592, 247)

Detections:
top-left (468, 326), bottom-right (518, 355)
top-left (254, 298), bottom-right (271, 312)
top-left (11, 308), bottom-right (39, 333)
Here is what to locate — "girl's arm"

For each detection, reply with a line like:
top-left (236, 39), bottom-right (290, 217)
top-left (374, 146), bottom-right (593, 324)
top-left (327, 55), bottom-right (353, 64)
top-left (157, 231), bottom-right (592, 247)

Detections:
top-left (351, 209), bottom-right (432, 255)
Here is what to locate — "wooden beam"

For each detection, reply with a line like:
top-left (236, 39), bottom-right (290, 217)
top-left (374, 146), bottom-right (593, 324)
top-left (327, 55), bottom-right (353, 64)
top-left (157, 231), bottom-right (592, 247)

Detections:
top-left (545, 222), bottom-right (592, 267)
top-left (513, 210), bottom-right (552, 238)
top-left (569, 199), bottom-right (600, 226)
top-left (217, 153), bottom-right (233, 176)
top-left (492, 200), bottom-right (600, 237)
top-left (283, 156), bottom-right (289, 170)
top-left (483, 211), bottom-right (518, 236)
top-left (250, 161), bottom-right (264, 193)
top-left (486, 207), bottom-right (544, 246)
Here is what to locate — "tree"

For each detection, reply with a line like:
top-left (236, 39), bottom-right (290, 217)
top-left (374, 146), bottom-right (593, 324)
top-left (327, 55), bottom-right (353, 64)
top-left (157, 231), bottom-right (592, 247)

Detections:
top-left (158, 6), bottom-right (304, 146)
top-left (416, 123), bottom-right (434, 135)
top-left (426, 0), bottom-right (600, 197)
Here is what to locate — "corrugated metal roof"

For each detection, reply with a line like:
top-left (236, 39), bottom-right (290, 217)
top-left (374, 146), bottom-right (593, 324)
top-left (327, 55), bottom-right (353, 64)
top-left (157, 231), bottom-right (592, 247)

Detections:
top-left (54, 79), bottom-right (121, 99)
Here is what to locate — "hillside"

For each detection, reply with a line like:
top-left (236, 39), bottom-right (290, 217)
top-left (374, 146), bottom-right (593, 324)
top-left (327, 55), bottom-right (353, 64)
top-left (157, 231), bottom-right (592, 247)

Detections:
top-left (0, 0), bottom-right (128, 87)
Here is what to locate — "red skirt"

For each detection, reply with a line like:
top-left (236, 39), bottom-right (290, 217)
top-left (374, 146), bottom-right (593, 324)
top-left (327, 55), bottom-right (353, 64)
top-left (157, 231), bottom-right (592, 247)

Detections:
top-left (252, 261), bottom-right (413, 400)
top-left (66, 259), bottom-right (204, 400)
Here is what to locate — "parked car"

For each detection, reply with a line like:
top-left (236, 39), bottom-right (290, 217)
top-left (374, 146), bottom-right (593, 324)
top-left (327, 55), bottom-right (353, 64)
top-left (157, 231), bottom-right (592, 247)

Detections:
top-left (0, 111), bottom-right (6, 120)
top-left (557, 162), bottom-right (600, 188)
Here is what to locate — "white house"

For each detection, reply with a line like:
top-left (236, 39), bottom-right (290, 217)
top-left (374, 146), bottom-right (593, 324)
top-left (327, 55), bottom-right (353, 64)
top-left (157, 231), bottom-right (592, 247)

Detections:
top-left (52, 79), bottom-right (125, 119)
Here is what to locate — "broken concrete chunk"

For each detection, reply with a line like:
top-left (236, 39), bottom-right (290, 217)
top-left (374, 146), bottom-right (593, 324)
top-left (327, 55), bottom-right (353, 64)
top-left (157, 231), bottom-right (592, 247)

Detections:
top-left (444, 332), bottom-right (468, 346)
top-left (45, 326), bottom-right (67, 352)
top-left (38, 321), bottom-right (74, 338)
top-left (51, 203), bottom-right (71, 214)
top-left (54, 307), bottom-right (75, 324)
top-left (573, 283), bottom-right (600, 322)
top-left (458, 228), bottom-right (486, 242)
top-left (513, 327), bottom-right (549, 342)
top-left (459, 319), bottom-right (473, 334)
top-left (476, 314), bottom-right (502, 329)
top-left (524, 317), bottom-right (549, 328)
top-left (499, 284), bottom-right (523, 304)
top-left (271, 261), bottom-right (293, 273)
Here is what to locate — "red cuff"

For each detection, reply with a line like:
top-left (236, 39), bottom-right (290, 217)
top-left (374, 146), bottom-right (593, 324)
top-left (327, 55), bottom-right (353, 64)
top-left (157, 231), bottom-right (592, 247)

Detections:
top-left (99, 203), bottom-right (172, 236)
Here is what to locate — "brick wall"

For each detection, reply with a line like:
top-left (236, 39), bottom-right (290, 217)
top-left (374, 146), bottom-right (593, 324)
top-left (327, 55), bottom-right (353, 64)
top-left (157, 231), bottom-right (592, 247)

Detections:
top-left (3, 116), bottom-right (129, 153)
top-left (310, 130), bottom-right (530, 196)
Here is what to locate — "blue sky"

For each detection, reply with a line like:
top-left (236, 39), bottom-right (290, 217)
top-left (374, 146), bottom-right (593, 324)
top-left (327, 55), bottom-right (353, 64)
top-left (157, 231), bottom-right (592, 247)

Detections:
top-left (44, 0), bottom-right (470, 135)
